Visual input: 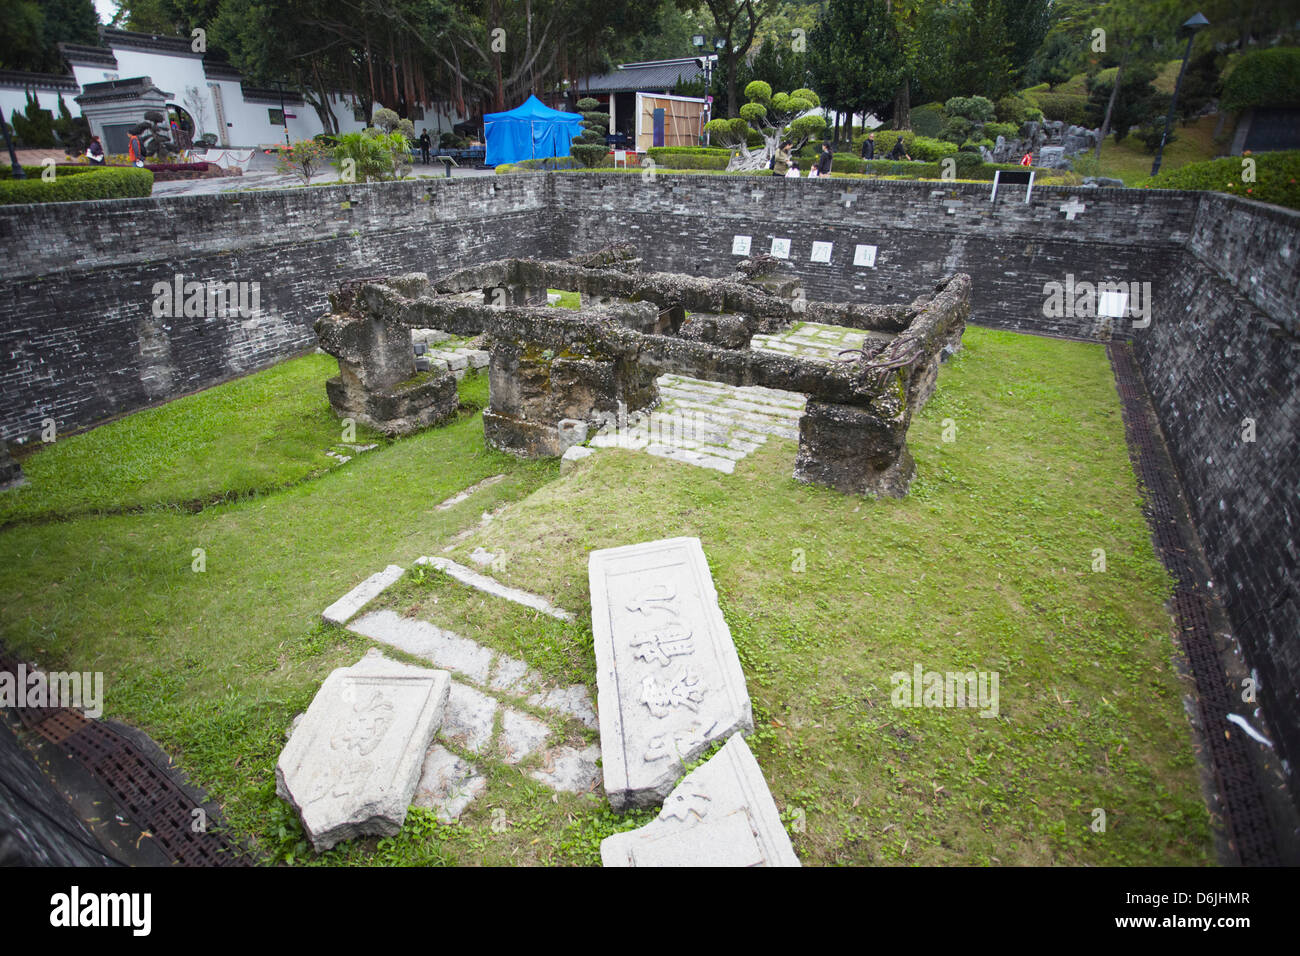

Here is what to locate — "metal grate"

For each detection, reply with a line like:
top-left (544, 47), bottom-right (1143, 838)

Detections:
top-left (1109, 343), bottom-right (1282, 866)
top-left (0, 650), bottom-right (251, 866)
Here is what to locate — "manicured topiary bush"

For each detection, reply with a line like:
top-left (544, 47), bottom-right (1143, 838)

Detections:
top-left (1029, 92), bottom-right (1089, 126)
top-left (645, 152), bottom-right (730, 170)
top-left (0, 165), bottom-right (153, 203)
top-left (1221, 48), bottom-right (1300, 113)
top-left (1139, 151), bottom-right (1300, 211)
top-left (570, 98), bottom-right (610, 167)
top-left (910, 102), bottom-right (945, 138)
top-left (855, 130), bottom-right (958, 162)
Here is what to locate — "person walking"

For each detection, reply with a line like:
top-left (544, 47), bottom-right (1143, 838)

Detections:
top-left (85, 135), bottom-right (105, 165)
top-left (886, 137), bottom-right (911, 161)
top-left (861, 132), bottom-right (875, 161)
top-left (815, 142), bottom-right (833, 178)
top-left (1019, 151), bottom-right (1033, 166)
top-left (772, 140), bottom-right (793, 177)
top-left (127, 128), bottom-right (145, 166)
top-left (419, 129), bottom-right (432, 165)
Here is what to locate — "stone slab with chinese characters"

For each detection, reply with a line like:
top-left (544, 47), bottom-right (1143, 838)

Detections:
top-left (600, 734), bottom-right (799, 866)
top-left (275, 648), bottom-right (451, 852)
top-left (589, 536), bottom-right (753, 811)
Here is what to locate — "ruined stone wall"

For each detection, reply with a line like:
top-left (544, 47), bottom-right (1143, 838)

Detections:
top-left (1135, 228), bottom-right (1300, 780)
top-left (0, 177), bottom-right (556, 442)
top-left (549, 174), bottom-right (1196, 340)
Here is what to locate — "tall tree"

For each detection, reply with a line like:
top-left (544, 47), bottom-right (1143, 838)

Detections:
top-left (808, 0), bottom-right (907, 130)
top-left (698, 0), bottom-right (780, 118)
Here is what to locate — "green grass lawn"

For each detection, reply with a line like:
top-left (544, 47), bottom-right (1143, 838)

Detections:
top-left (0, 329), bottom-right (1214, 866)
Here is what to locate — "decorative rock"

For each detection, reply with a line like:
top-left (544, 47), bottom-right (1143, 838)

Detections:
top-left (469, 547), bottom-right (497, 567)
top-left (466, 349), bottom-right (491, 369)
top-left (600, 734), bottom-right (800, 867)
top-left (349, 609), bottom-right (495, 684)
top-left (556, 418), bottom-right (588, 452)
top-left (589, 536), bottom-right (754, 811)
top-left (411, 744), bottom-right (486, 822)
top-left (275, 649), bottom-right (452, 852)
top-left (322, 564), bottom-right (405, 626)
top-left (499, 708), bottom-right (551, 764)
top-left (438, 682), bottom-right (498, 753)
top-left (444, 352), bottom-right (469, 371)
top-left (530, 744), bottom-right (602, 793)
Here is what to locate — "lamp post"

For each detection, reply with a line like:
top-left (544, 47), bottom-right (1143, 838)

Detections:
top-left (1151, 12), bottom-right (1209, 177)
top-left (693, 34), bottom-right (719, 146)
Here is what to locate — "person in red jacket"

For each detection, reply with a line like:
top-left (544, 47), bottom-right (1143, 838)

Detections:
top-left (1020, 152), bottom-right (1033, 166)
top-left (128, 130), bottom-right (144, 166)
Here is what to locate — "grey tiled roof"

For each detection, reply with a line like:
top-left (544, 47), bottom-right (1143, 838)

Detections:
top-left (577, 58), bottom-right (705, 94)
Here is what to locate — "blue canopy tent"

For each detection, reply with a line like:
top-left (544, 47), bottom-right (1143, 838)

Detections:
top-left (483, 95), bottom-right (585, 166)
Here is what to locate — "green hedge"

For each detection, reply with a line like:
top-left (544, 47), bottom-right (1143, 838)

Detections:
top-left (1222, 48), bottom-right (1300, 113)
top-left (645, 147), bottom-right (731, 158)
top-left (0, 165), bottom-right (153, 204)
top-left (911, 102), bottom-right (945, 138)
top-left (1139, 150), bottom-right (1300, 211)
top-left (853, 130), bottom-right (958, 161)
top-left (646, 151), bottom-right (730, 169)
top-left (1028, 91), bottom-right (1089, 126)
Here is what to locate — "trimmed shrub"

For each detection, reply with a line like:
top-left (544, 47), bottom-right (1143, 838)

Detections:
top-left (829, 153), bottom-right (864, 174)
top-left (645, 152), bottom-right (729, 170)
top-left (1221, 48), bottom-right (1300, 113)
top-left (0, 166), bottom-right (153, 204)
top-left (953, 151), bottom-right (983, 176)
top-left (1140, 150), bottom-right (1300, 211)
top-left (646, 146), bottom-right (730, 157)
top-left (996, 92), bottom-right (1038, 125)
top-left (1031, 92), bottom-right (1089, 126)
top-left (939, 116), bottom-right (974, 145)
top-left (854, 130), bottom-right (956, 161)
top-left (984, 122), bottom-right (1020, 141)
top-left (861, 159), bottom-right (941, 177)
top-left (944, 95), bottom-right (997, 125)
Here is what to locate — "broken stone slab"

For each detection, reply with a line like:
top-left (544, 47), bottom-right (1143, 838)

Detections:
top-left (275, 648), bottom-right (452, 852)
top-left (528, 684), bottom-right (598, 730)
top-left (349, 609), bottom-right (495, 684)
top-left (414, 556), bottom-right (574, 622)
top-left (600, 734), bottom-right (799, 867)
top-left (531, 744), bottom-right (602, 793)
top-left (322, 565), bottom-right (405, 626)
top-left (499, 707), bottom-right (552, 764)
top-left (412, 744), bottom-right (486, 823)
top-left (589, 536), bottom-right (754, 811)
top-left (488, 652), bottom-right (543, 694)
top-left (439, 681), bottom-right (498, 754)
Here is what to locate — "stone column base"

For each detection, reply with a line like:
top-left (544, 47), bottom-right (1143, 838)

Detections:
top-left (793, 400), bottom-right (916, 498)
top-left (326, 370), bottom-right (458, 437)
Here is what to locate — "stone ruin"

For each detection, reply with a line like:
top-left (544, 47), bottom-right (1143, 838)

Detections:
top-left (315, 246), bottom-right (970, 498)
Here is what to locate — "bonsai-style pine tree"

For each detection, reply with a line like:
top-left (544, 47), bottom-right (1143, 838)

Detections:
top-left (704, 81), bottom-right (825, 171)
top-left (570, 97), bottom-right (610, 167)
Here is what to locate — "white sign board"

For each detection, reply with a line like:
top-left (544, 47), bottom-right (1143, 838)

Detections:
top-left (1098, 289), bottom-right (1129, 318)
top-left (810, 241), bottom-right (833, 263)
top-left (731, 234), bottom-right (752, 256)
top-left (854, 244), bottom-right (878, 268)
top-left (770, 237), bottom-right (791, 259)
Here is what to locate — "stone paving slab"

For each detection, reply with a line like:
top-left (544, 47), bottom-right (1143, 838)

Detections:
top-left (412, 744), bottom-right (487, 823)
top-left (600, 734), bottom-right (800, 867)
top-left (322, 564), bottom-right (405, 625)
top-left (350, 609), bottom-right (495, 684)
top-left (439, 682), bottom-right (498, 754)
top-left (528, 684), bottom-right (599, 730)
top-left (276, 649), bottom-right (451, 852)
top-left (500, 707), bottom-right (552, 764)
top-left (530, 745), bottom-right (602, 793)
top-left (415, 556), bottom-right (574, 621)
top-left (589, 537), bottom-right (754, 811)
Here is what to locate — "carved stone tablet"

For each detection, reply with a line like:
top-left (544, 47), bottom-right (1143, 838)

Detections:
top-left (600, 734), bottom-right (800, 867)
top-left (275, 649), bottom-right (451, 852)
top-left (589, 536), bottom-right (753, 811)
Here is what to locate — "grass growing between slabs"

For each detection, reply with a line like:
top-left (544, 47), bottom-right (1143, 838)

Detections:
top-left (0, 327), bottom-right (1214, 866)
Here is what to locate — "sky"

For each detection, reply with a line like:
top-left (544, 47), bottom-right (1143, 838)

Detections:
top-left (93, 0), bottom-right (121, 26)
